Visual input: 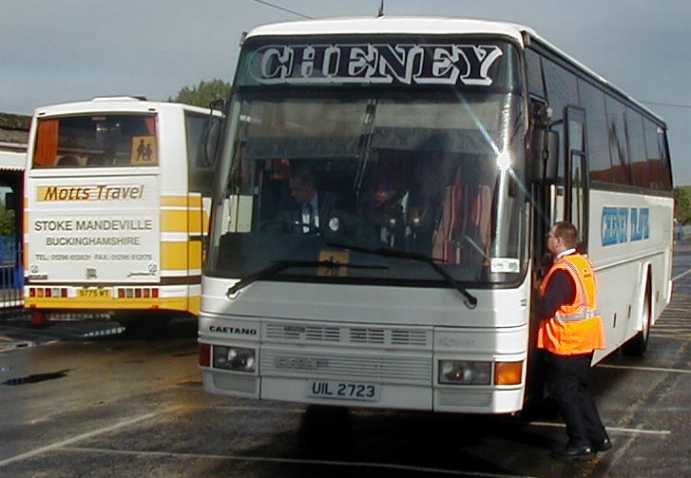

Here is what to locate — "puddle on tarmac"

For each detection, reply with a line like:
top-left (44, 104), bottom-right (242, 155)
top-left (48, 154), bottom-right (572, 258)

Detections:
top-left (2, 369), bottom-right (71, 386)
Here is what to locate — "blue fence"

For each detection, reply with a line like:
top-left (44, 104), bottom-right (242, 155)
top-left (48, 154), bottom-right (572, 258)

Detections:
top-left (0, 236), bottom-right (23, 310)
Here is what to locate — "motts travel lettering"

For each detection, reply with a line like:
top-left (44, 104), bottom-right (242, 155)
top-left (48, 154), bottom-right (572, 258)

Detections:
top-left (39, 185), bottom-right (145, 201)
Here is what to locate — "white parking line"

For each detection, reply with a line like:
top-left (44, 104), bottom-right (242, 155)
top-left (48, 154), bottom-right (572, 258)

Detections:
top-left (672, 266), bottom-right (691, 282)
top-left (0, 411), bottom-right (160, 468)
top-left (60, 446), bottom-right (536, 478)
top-left (598, 364), bottom-right (691, 375)
top-left (526, 421), bottom-right (670, 436)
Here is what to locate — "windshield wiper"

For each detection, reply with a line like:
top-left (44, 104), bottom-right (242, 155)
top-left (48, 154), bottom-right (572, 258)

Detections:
top-left (226, 259), bottom-right (388, 297)
top-left (327, 242), bottom-right (478, 309)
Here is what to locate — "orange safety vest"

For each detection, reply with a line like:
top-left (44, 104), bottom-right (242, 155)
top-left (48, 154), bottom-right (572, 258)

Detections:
top-left (537, 253), bottom-right (605, 355)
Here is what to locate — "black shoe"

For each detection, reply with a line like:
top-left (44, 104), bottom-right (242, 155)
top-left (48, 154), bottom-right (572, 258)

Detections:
top-left (552, 444), bottom-right (593, 461)
top-left (591, 437), bottom-right (612, 452)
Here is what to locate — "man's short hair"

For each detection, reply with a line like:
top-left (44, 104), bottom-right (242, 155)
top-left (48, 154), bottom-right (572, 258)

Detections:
top-left (553, 221), bottom-right (578, 248)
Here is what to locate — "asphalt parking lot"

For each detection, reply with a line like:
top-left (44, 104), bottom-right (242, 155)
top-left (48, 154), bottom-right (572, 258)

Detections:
top-left (0, 243), bottom-right (689, 477)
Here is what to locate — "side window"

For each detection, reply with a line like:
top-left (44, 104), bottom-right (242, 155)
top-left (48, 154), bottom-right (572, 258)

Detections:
top-left (605, 97), bottom-right (631, 185)
top-left (578, 80), bottom-right (610, 184)
top-left (543, 58), bottom-right (579, 180)
top-left (525, 49), bottom-right (545, 98)
top-left (627, 109), bottom-right (649, 188)
top-left (643, 119), bottom-right (671, 190)
top-left (657, 129), bottom-right (672, 190)
top-left (186, 113), bottom-right (221, 195)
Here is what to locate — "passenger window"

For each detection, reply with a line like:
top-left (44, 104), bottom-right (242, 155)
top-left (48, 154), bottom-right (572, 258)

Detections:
top-left (627, 109), bottom-right (649, 188)
top-left (543, 58), bottom-right (579, 181)
top-left (578, 80), bottom-right (610, 184)
top-left (605, 97), bottom-right (631, 185)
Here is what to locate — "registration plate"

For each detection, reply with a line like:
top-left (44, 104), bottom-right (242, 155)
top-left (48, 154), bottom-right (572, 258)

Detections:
top-left (307, 380), bottom-right (380, 402)
top-left (77, 288), bottom-right (111, 298)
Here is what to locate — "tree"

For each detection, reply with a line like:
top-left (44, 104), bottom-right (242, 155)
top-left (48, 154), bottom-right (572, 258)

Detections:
top-left (0, 207), bottom-right (15, 236)
top-left (170, 79), bottom-right (231, 109)
top-left (674, 186), bottom-right (691, 225)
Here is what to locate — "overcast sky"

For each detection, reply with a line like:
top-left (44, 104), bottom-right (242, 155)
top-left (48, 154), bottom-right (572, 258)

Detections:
top-left (2, 0), bottom-right (690, 184)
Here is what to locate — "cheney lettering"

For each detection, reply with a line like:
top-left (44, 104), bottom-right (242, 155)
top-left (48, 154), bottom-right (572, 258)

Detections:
top-left (250, 43), bottom-right (503, 87)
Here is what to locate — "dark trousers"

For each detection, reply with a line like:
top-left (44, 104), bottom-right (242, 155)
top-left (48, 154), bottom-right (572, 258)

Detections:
top-left (545, 351), bottom-right (608, 447)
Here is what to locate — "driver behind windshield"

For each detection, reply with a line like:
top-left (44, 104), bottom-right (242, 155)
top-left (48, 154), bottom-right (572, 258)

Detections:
top-left (273, 164), bottom-right (369, 243)
top-left (286, 166), bottom-right (333, 234)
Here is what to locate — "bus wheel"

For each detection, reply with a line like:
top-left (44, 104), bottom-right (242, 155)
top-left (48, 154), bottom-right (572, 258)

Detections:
top-left (622, 281), bottom-right (651, 356)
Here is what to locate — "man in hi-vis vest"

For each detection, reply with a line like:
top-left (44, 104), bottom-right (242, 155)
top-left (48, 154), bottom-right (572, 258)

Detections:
top-left (538, 221), bottom-right (611, 460)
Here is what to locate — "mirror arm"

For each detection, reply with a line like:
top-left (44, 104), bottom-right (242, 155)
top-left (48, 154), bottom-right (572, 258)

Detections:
top-left (208, 98), bottom-right (225, 113)
top-left (546, 118), bottom-right (564, 132)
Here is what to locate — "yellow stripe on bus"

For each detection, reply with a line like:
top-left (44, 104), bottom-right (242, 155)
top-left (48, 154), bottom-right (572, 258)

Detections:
top-left (188, 240), bottom-right (202, 269)
top-left (25, 296), bottom-right (195, 312)
top-left (160, 240), bottom-right (202, 270)
top-left (160, 195), bottom-right (203, 208)
top-left (161, 210), bottom-right (187, 233)
top-left (160, 209), bottom-right (206, 234)
top-left (161, 242), bottom-right (188, 270)
top-left (188, 295), bottom-right (201, 315)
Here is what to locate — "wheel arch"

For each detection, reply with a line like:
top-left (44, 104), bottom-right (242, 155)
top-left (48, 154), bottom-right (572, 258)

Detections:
top-left (631, 262), bottom-right (653, 334)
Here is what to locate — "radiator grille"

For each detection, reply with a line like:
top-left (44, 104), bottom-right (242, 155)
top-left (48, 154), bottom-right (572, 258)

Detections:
top-left (266, 324), bottom-right (340, 343)
top-left (264, 323), bottom-right (432, 348)
top-left (350, 327), bottom-right (385, 344)
top-left (262, 348), bottom-right (432, 384)
top-left (391, 329), bottom-right (428, 346)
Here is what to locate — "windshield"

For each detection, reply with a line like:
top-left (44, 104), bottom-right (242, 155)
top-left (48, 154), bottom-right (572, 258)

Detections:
top-left (33, 114), bottom-right (158, 168)
top-left (208, 39), bottom-right (528, 286)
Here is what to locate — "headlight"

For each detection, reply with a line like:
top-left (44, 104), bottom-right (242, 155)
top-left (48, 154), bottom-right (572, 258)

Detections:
top-left (213, 346), bottom-right (256, 372)
top-left (438, 360), bottom-right (491, 385)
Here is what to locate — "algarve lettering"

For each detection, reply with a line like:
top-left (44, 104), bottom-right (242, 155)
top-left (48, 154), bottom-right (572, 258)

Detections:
top-left (37, 184), bottom-right (144, 202)
top-left (250, 43), bottom-right (503, 86)
top-left (601, 207), bottom-right (650, 246)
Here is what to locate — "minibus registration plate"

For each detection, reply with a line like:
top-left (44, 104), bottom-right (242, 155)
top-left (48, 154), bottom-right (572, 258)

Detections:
top-left (77, 288), bottom-right (111, 298)
top-left (307, 380), bottom-right (380, 402)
